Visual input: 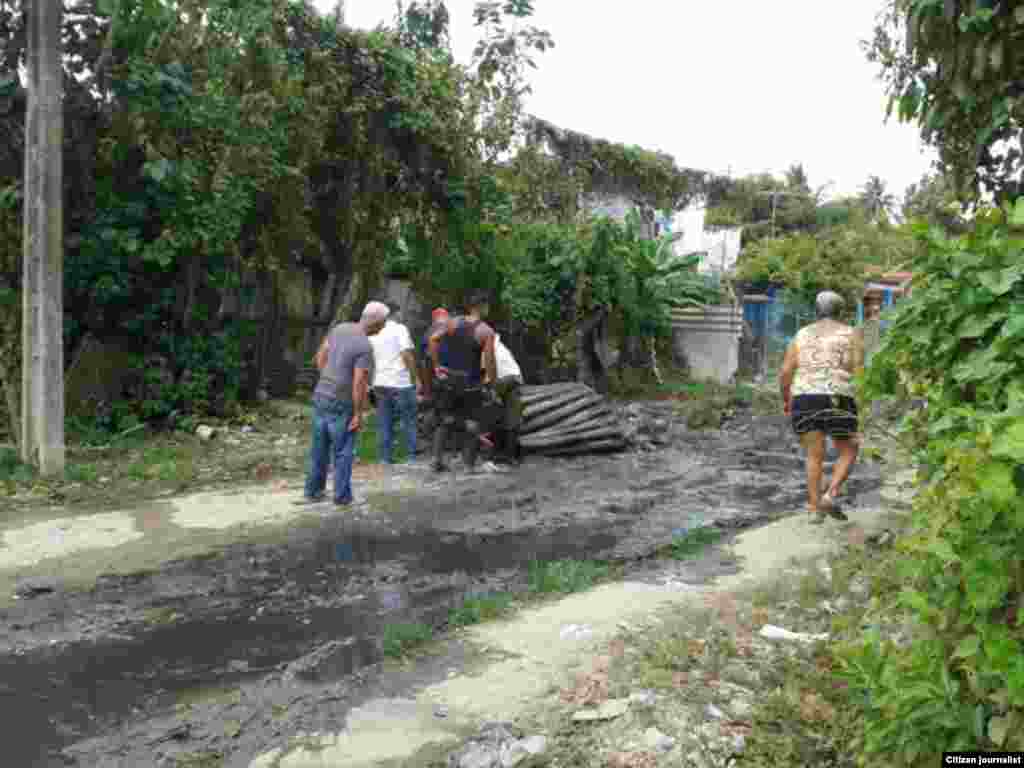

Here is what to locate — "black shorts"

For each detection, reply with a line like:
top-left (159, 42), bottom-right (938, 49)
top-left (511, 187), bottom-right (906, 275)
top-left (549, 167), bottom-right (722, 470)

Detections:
top-left (791, 394), bottom-right (858, 438)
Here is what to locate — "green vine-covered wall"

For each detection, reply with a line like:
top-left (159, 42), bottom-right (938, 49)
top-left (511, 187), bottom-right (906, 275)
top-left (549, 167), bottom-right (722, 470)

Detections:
top-left (523, 116), bottom-right (718, 215)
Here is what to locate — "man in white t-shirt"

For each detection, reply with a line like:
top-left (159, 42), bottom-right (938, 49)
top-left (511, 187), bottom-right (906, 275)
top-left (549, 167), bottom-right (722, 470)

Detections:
top-left (369, 308), bottom-right (422, 463)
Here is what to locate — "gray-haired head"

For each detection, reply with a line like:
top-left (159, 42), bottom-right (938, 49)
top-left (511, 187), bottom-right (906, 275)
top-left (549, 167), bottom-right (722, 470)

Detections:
top-left (360, 300), bottom-right (390, 333)
top-left (815, 291), bottom-right (845, 319)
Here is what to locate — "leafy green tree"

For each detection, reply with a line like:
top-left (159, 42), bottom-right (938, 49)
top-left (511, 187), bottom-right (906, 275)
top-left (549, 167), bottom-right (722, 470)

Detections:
top-left (815, 196), bottom-right (869, 229)
top-left (859, 174), bottom-right (899, 224)
top-left (903, 170), bottom-right (967, 231)
top-left (864, 0), bottom-right (1024, 203)
top-left (705, 170), bottom-right (823, 247)
top-left (0, 0), bottom-right (554, 435)
top-left (737, 222), bottom-right (919, 310)
top-left (785, 162), bottom-right (812, 195)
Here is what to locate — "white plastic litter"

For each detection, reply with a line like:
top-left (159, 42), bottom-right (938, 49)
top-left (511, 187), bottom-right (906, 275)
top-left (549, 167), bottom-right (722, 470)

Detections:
top-left (559, 624), bottom-right (594, 641)
top-left (758, 624), bottom-right (828, 643)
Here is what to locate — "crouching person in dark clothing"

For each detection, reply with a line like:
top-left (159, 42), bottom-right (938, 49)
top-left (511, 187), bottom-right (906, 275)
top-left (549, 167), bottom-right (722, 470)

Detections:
top-left (428, 292), bottom-right (497, 473)
top-left (488, 333), bottom-right (524, 465)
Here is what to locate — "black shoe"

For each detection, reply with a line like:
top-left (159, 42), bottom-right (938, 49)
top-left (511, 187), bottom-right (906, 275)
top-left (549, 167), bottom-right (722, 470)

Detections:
top-left (292, 494), bottom-right (325, 506)
top-left (431, 461), bottom-right (448, 473)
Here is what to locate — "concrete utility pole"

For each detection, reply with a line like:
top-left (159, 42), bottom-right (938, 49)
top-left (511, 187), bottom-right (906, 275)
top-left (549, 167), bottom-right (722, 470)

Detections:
top-left (21, 0), bottom-right (65, 474)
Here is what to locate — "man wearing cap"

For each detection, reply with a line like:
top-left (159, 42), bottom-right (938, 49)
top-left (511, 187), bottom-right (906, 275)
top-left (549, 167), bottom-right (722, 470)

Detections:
top-left (428, 292), bottom-right (497, 472)
top-left (297, 301), bottom-right (388, 507)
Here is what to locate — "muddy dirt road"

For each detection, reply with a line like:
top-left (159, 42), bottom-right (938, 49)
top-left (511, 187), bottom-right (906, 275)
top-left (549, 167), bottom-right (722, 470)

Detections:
top-left (0, 404), bottom-right (883, 767)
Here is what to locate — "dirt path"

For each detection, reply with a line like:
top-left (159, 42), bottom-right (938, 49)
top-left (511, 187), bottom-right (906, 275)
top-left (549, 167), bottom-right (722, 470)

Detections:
top-left (0, 402), bottom-right (889, 767)
top-left (247, 467), bottom-right (913, 768)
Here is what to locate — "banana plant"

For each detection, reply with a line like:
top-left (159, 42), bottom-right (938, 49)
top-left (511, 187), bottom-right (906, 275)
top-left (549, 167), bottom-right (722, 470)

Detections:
top-left (619, 210), bottom-right (722, 339)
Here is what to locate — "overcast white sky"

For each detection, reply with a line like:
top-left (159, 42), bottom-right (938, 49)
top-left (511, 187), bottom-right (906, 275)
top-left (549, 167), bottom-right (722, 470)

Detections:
top-left (316, 0), bottom-right (936, 203)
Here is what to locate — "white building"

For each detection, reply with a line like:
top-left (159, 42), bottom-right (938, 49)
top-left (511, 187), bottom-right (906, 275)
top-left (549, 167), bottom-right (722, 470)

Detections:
top-left (672, 204), bottom-right (743, 275)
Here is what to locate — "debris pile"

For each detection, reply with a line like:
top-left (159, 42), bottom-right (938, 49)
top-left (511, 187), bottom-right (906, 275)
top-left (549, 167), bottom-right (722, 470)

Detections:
top-left (519, 383), bottom-right (627, 456)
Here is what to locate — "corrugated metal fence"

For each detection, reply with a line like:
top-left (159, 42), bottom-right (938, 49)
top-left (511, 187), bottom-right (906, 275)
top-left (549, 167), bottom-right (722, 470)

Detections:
top-left (670, 304), bottom-right (744, 384)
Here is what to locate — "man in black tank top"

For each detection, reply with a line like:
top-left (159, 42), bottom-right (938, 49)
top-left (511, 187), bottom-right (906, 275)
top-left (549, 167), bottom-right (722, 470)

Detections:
top-left (427, 292), bottom-right (498, 472)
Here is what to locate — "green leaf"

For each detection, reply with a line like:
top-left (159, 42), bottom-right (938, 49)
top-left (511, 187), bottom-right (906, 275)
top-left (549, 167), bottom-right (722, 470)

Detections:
top-left (977, 461), bottom-right (1017, 505)
top-left (1011, 198), bottom-right (1024, 228)
top-left (992, 421), bottom-right (1024, 462)
top-left (989, 714), bottom-right (1011, 746)
top-left (901, 588), bottom-right (932, 614)
top-left (928, 537), bottom-right (960, 563)
top-left (978, 264), bottom-right (1024, 296)
top-left (954, 634), bottom-right (981, 659)
top-left (958, 311), bottom-right (1006, 338)
top-left (929, 412), bottom-right (959, 434)
top-left (1001, 313), bottom-right (1024, 340)
top-left (954, 362), bottom-right (1015, 384)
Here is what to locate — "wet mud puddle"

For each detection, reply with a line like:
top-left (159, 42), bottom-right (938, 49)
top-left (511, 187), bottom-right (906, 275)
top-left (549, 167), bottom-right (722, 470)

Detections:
top-left (0, 410), bottom-right (884, 766)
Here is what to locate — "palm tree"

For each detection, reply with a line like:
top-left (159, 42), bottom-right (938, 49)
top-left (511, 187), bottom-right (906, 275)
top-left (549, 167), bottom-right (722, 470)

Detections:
top-left (859, 175), bottom-right (898, 224)
top-left (785, 163), bottom-right (811, 195)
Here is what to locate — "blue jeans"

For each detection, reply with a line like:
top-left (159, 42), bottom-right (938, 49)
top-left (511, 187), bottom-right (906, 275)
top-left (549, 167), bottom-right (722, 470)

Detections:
top-left (375, 386), bottom-right (417, 463)
top-left (304, 396), bottom-right (356, 504)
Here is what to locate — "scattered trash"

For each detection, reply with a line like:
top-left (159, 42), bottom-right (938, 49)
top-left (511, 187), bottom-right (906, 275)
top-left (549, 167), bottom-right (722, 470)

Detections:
top-left (500, 735), bottom-right (547, 766)
top-left (559, 624), bottom-right (594, 641)
top-left (628, 690), bottom-right (657, 708)
top-left (572, 698), bottom-right (629, 721)
top-left (758, 624), bottom-right (828, 643)
top-left (705, 703), bottom-right (725, 720)
top-left (643, 727), bottom-right (676, 753)
top-left (196, 425), bottom-right (216, 441)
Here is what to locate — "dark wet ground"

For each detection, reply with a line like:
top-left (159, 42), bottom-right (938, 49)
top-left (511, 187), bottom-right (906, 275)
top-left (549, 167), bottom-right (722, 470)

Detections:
top-left (0, 404), bottom-right (884, 767)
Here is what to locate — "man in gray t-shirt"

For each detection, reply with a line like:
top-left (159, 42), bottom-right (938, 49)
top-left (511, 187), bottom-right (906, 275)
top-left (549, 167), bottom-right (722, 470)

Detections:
top-left (297, 302), bottom-right (388, 507)
top-left (314, 324), bottom-right (375, 405)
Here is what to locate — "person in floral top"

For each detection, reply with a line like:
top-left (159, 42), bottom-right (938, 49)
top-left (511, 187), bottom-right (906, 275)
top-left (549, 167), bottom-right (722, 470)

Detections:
top-left (779, 291), bottom-right (865, 523)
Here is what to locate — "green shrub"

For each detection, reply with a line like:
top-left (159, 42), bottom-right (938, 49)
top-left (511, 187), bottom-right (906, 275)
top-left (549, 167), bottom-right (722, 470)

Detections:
top-left (448, 593), bottom-right (514, 627)
top-left (0, 445), bottom-right (34, 484)
top-left (838, 201), bottom-right (1024, 764)
top-left (382, 622), bottom-right (433, 658)
top-left (527, 559), bottom-right (609, 594)
top-left (665, 526), bottom-right (723, 560)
